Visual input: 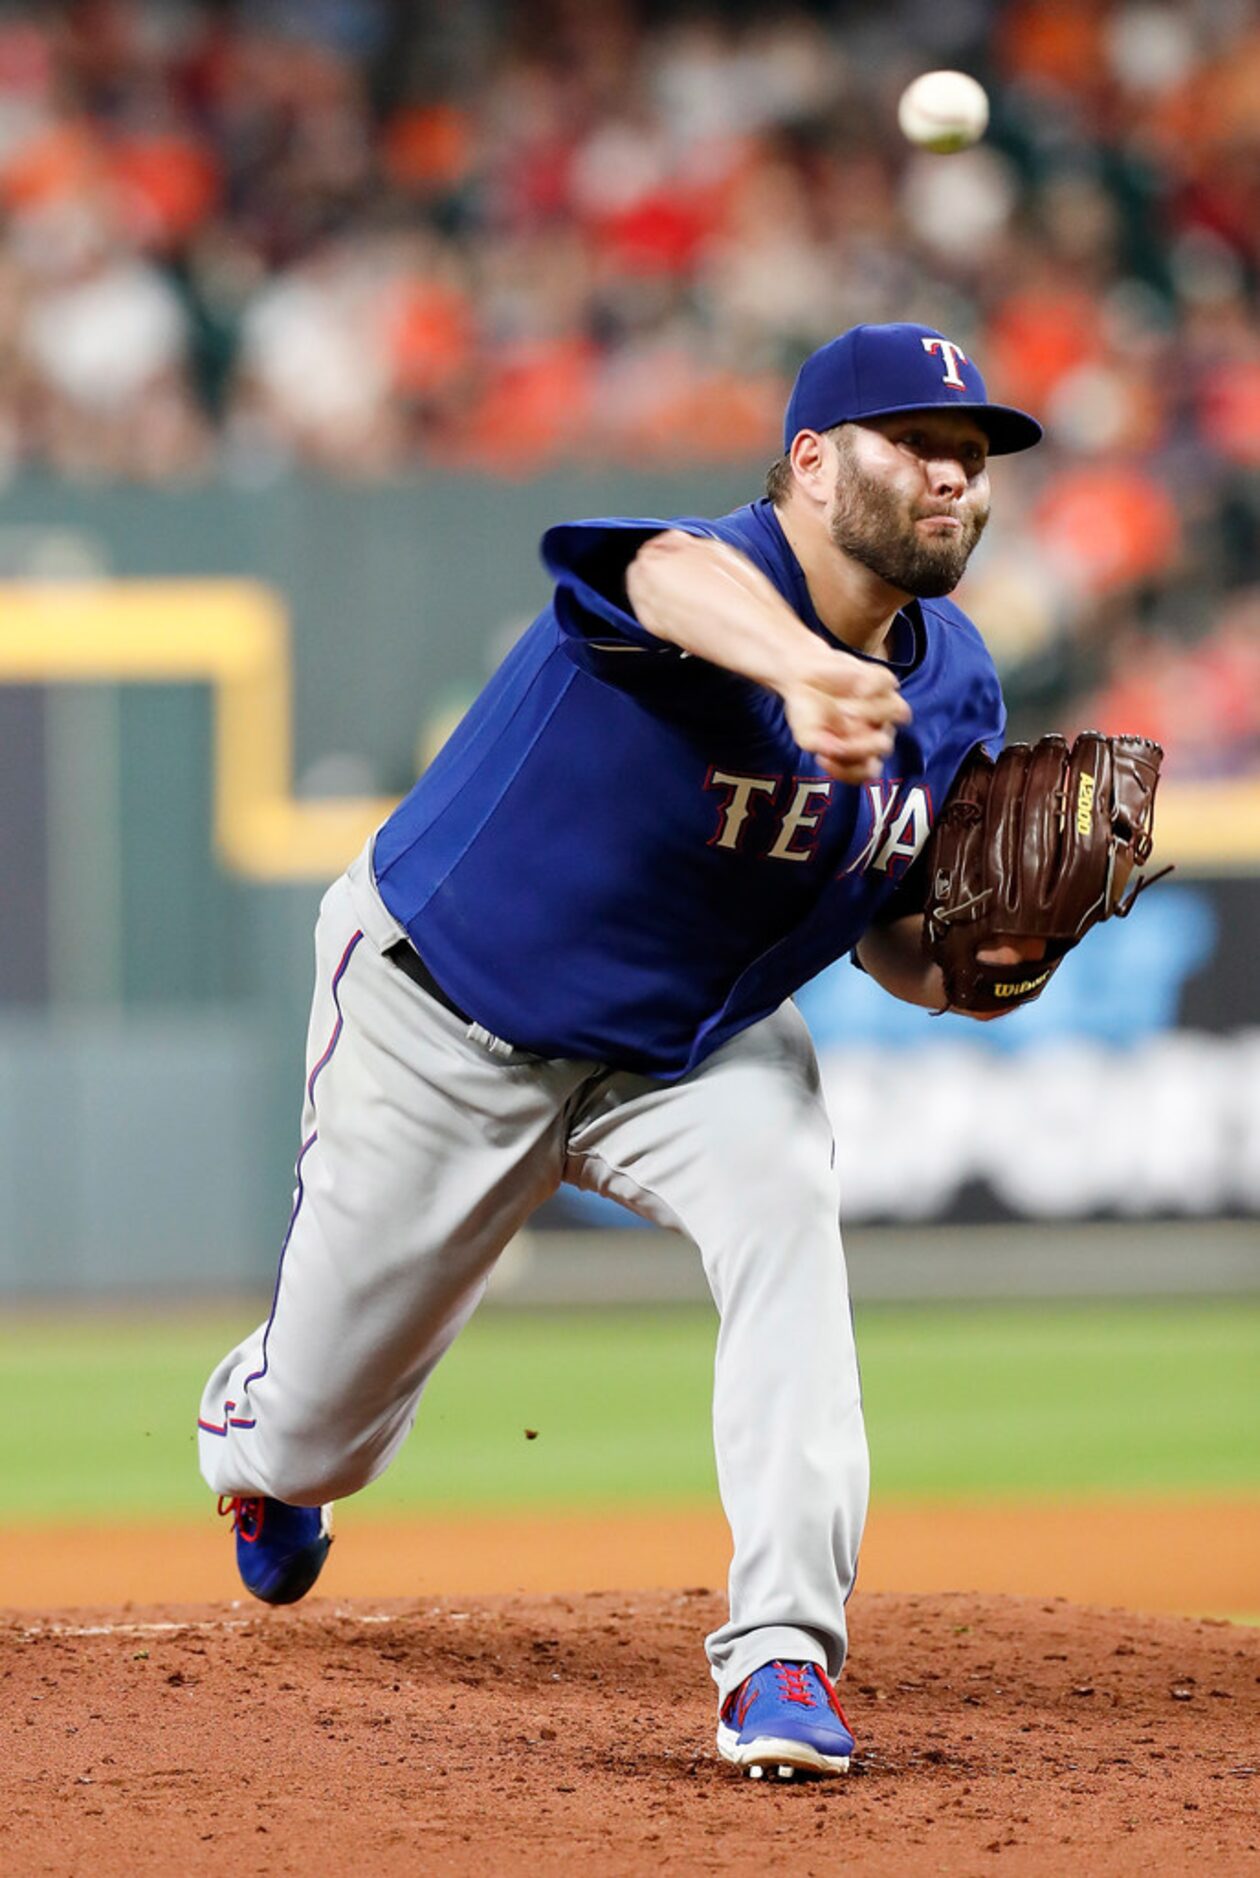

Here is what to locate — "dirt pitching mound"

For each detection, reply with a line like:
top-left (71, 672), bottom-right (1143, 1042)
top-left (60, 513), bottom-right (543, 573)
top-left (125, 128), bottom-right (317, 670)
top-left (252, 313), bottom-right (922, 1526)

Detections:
top-left (2, 1590), bottom-right (1256, 1876)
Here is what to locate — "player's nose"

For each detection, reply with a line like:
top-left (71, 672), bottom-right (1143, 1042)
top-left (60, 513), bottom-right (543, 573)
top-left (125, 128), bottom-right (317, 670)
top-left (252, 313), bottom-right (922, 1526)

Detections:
top-left (926, 453), bottom-right (967, 497)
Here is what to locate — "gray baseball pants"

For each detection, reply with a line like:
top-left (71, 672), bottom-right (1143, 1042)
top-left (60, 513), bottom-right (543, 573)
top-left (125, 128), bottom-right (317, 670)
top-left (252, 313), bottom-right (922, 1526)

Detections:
top-left (199, 845), bottom-right (869, 1699)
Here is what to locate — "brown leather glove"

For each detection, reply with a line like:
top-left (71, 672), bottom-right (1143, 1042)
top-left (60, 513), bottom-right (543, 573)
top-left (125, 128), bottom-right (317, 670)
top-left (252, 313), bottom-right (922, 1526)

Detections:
top-left (922, 732), bottom-right (1169, 1015)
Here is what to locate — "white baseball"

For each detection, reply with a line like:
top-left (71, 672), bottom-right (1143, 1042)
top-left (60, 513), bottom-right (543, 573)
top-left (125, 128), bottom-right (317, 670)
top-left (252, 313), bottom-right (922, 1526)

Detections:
top-left (897, 70), bottom-right (990, 153)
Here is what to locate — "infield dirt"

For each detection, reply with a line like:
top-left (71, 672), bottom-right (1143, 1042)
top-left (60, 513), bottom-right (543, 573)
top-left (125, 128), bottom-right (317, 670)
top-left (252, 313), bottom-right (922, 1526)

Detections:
top-left (3, 1589), bottom-right (1256, 1876)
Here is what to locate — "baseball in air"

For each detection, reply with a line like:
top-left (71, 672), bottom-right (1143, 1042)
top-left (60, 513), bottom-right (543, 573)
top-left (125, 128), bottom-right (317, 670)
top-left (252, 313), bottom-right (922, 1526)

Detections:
top-left (897, 70), bottom-right (990, 153)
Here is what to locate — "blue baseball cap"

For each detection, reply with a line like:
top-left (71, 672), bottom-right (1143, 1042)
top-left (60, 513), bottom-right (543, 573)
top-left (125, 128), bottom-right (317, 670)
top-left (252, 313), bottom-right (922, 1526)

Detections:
top-left (783, 322), bottom-right (1043, 455)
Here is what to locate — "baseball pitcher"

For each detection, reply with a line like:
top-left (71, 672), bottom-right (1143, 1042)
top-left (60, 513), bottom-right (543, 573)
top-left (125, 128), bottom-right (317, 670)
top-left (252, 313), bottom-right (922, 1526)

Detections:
top-left (198, 323), bottom-right (1163, 1779)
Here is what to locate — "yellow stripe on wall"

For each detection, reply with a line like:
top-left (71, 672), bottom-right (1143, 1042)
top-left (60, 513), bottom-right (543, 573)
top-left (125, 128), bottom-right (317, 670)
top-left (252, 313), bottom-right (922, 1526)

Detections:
top-left (0, 578), bottom-right (1256, 879)
top-left (0, 580), bottom-right (394, 881)
top-left (1139, 775), bottom-right (1260, 870)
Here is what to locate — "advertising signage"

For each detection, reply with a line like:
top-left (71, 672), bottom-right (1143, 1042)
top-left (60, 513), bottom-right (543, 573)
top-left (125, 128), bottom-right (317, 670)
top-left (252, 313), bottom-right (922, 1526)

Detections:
top-left (799, 878), bottom-right (1259, 1223)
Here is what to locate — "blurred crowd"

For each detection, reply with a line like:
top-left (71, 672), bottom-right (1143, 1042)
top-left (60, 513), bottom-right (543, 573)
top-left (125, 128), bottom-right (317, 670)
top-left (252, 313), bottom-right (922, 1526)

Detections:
top-left (1, 0), bottom-right (1259, 772)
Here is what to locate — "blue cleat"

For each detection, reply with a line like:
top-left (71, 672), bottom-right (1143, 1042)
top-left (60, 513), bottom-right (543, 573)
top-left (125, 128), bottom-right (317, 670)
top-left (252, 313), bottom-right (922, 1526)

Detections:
top-left (219, 1495), bottom-right (333, 1605)
top-left (717, 1660), bottom-right (855, 1779)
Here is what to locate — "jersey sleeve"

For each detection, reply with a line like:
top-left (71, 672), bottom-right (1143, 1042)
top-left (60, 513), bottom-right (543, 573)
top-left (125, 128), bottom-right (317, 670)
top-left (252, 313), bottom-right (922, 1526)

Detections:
top-left (938, 599), bottom-right (1007, 764)
top-left (540, 515), bottom-right (730, 654)
top-left (856, 618), bottom-right (1006, 958)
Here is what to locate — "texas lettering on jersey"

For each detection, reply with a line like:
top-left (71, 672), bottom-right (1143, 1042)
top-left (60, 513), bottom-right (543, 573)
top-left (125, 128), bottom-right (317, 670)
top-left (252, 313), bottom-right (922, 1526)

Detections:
top-left (704, 767), bottom-right (932, 876)
top-left (705, 768), bottom-right (834, 861)
top-left (844, 779), bottom-right (932, 876)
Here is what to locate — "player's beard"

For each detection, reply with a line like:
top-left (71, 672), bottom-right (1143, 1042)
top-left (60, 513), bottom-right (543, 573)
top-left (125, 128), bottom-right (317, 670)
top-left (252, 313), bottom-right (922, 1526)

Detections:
top-left (827, 442), bottom-right (989, 597)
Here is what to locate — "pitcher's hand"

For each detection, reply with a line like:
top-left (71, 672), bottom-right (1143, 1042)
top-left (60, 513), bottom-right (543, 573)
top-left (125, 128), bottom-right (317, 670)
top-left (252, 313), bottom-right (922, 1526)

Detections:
top-left (780, 650), bottom-right (912, 783)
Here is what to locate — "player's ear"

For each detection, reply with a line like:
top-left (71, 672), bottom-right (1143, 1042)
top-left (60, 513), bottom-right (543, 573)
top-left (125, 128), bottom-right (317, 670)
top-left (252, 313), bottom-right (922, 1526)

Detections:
top-left (787, 429), bottom-right (835, 503)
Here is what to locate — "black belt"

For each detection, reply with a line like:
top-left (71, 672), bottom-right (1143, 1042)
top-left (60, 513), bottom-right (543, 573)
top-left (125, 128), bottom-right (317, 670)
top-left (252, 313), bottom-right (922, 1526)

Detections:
top-left (386, 941), bottom-right (473, 1024)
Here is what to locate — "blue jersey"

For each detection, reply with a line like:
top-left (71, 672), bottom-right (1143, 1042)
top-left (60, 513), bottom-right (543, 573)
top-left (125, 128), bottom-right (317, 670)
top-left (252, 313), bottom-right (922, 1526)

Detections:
top-left (373, 498), bottom-right (1004, 1079)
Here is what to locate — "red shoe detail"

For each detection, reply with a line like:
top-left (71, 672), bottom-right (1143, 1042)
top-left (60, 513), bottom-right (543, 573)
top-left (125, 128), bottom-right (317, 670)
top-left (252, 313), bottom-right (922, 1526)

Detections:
top-left (774, 1662), bottom-right (816, 1707)
top-left (722, 1660), bottom-right (853, 1731)
top-left (218, 1494), bottom-right (264, 1542)
top-left (811, 1663), bottom-right (854, 1731)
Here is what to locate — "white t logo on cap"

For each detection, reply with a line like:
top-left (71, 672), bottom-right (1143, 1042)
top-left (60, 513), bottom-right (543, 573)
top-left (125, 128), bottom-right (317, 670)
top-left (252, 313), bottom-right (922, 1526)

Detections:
top-left (921, 336), bottom-right (968, 390)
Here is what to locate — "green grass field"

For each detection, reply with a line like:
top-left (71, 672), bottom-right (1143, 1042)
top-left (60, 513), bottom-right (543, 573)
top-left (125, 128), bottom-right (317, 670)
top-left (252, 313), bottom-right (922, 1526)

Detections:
top-left (1, 1299), bottom-right (1256, 1525)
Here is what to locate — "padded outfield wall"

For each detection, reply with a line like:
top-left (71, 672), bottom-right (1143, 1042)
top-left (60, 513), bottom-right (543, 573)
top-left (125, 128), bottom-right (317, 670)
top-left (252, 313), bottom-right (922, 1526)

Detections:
top-left (0, 472), bottom-right (1256, 1296)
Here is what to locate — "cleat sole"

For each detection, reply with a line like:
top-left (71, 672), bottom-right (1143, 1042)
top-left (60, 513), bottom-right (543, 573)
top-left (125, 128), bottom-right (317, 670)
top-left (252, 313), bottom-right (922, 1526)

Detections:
top-left (717, 1725), bottom-right (851, 1778)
